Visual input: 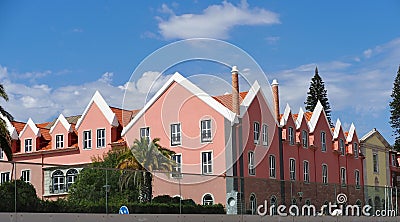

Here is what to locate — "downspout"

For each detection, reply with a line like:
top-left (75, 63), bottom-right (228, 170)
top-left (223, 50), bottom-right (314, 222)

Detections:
top-left (278, 126), bottom-right (285, 205)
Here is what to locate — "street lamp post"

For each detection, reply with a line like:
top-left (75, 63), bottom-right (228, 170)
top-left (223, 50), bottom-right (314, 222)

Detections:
top-left (103, 169), bottom-right (111, 214)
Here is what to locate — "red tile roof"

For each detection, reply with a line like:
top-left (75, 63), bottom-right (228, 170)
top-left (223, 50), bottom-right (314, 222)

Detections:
top-left (110, 107), bottom-right (140, 127)
top-left (292, 112), bottom-right (313, 122)
top-left (11, 121), bottom-right (26, 134)
top-left (212, 92), bottom-right (248, 112)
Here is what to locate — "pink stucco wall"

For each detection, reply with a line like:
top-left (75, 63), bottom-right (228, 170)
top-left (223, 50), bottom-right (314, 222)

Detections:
top-left (123, 82), bottom-right (230, 204)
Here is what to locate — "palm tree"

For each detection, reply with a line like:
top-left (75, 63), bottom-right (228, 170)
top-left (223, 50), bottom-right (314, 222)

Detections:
top-left (0, 83), bottom-right (13, 160)
top-left (116, 137), bottom-right (175, 202)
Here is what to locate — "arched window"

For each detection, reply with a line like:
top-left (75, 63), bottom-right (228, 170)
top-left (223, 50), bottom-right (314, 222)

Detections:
top-left (66, 169), bottom-right (78, 191)
top-left (323, 201), bottom-right (329, 215)
top-left (249, 194), bottom-right (257, 215)
top-left (52, 170), bottom-right (65, 194)
top-left (270, 195), bottom-right (277, 215)
top-left (202, 193), bottom-right (214, 205)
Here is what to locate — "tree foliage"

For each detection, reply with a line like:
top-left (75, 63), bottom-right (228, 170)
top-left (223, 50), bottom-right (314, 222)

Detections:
top-left (0, 180), bottom-right (40, 212)
top-left (305, 66), bottom-right (333, 126)
top-left (117, 137), bottom-right (175, 203)
top-left (390, 65), bottom-right (400, 151)
top-left (0, 82), bottom-right (14, 160)
top-left (68, 150), bottom-right (139, 206)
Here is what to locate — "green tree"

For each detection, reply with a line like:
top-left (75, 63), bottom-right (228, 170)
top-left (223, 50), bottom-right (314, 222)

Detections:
top-left (390, 65), bottom-right (400, 151)
top-left (0, 83), bottom-right (14, 160)
top-left (305, 66), bottom-right (333, 126)
top-left (117, 138), bottom-right (175, 203)
top-left (68, 150), bottom-right (139, 207)
top-left (0, 180), bottom-right (40, 212)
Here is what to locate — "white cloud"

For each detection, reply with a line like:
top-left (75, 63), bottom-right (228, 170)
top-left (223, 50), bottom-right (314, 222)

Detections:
top-left (0, 66), bottom-right (172, 123)
top-left (265, 36), bottom-right (280, 44)
top-left (364, 49), bottom-right (372, 58)
top-left (157, 1), bottom-right (280, 40)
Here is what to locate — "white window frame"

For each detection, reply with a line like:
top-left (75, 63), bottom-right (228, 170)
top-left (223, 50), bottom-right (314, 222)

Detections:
top-left (170, 123), bottom-right (181, 146)
top-left (269, 155), bottom-right (276, 178)
top-left (253, 122), bottom-right (260, 144)
top-left (248, 151), bottom-right (255, 175)
top-left (96, 128), bottom-right (106, 148)
top-left (140, 127), bottom-right (150, 142)
top-left (0, 148), bottom-right (3, 160)
top-left (289, 158), bottom-right (296, 181)
top-left (321, 131), bottom-right (326, 152)
top-left (25, 138), bottom-right (33, 152)
top-left (288, 127), bottom-right (294, 145)
top-left (262, 124), bottom-right (268, 146)
top-left (1, 172), bottom-right (10, 184)
top-left (83, 130), bottom-right (92, 149)
top-left (373, 152), bottom-right (379, 173)
top-left (201, 151), bottom-right (213, 175)
top-left (303, 161), bottom-right (309, 183)
top-left (172, 154), bottom-right (182, 178)
top-left (21, 169), bottom-right (30, 183)
top-left (322, 164), bottom-right (328, 185)
top-left (302, 130), bottom-right (308, 148)
top-left (55, 134), bottom-right (64, 149)
top-left (340, 167), bottom-right (347, 186)
top-left (52, 170), bottom-right (65, 194)
top-left (339, 139), bottom-right (345, 156)
top-left (200, 119), bottom-right (212, 143)
top-left (392, 153), bottom-right (397, 167)
top-left (355, 170), bottom-right (360, 188)
top-left (250, 194), bottom-right (257, 215)
top-left (66, 169), bottom-right (78, 191)
top-left (353, 143), bottom-right (359, 158)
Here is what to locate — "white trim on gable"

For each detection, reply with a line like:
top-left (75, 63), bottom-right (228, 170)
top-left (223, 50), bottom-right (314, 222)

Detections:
top-left (0, 114), bottom-right (18, 140)
top-left (309, 101), bottom-right (331, 134)
top-left (333, 119), bottom-right (342, 139)
top-left (75, 91), bottom-right (119, 130)
top-left (122, 72), bottom-right (237, 136)
top-left (19, 118), bottom-right (40, 137)
top-left (50, 114), bottom-right (72, 134)
top-left (295, 108), bottom-right (305, 130)
top-left (346, 123), bottom-right (356, 142)
top-left (280, 104), bottom-right (292, 126)
top-left (239, 80), bottom-right (279, 125)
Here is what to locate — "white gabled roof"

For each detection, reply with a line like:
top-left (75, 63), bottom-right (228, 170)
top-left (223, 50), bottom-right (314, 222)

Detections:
top-left (122, 72), bottom-right (237, 136)
top-left (360, 128), bottom-right (391, 148)
top-left (346, 123), bottom-right (356, 142)
top-left (50, 114), bottom-right (72, 134)
top-left (333, 118), bottom-right (342, 139)
top-left (239, 80), bottom-right (279, 125)
top-left (239, 80), bottom-right (260, 116)
top-left (280, 104), bottom-right (292, 126)
top-left (308, 101), bottom-right (331, 134)
top-left (0, 114), bottom-right (18, 140)
top-left (75, 91), bottom-right (119, 130)
top-left (295, 108), bottom-right (305, 130)
top-left (19, 118), bottom-right (40, 137)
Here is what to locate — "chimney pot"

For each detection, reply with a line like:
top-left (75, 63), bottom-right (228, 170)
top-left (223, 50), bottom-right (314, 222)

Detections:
top-left (271, 79), bottom-right (280, 121)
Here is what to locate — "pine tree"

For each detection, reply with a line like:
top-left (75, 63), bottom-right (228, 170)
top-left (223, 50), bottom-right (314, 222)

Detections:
top-left (304, 66), bottom-right (332, 126)
top-left (390, 65), bottom-right (400, 151)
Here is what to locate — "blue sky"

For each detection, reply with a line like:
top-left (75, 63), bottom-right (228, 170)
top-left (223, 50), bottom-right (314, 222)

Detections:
top-left (0, 0), bottom-right (399, 144)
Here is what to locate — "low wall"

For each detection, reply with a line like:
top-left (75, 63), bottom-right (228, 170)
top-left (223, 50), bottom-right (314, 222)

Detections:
top-left (0, 213), bottom-right (399, 222)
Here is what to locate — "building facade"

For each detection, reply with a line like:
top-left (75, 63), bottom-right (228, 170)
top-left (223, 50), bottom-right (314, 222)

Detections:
top-left (0, 66), bottom-right (367, 214)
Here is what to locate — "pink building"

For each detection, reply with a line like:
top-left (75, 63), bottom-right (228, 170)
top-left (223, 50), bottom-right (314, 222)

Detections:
top-left (0, 65), bottom-right (365, 214)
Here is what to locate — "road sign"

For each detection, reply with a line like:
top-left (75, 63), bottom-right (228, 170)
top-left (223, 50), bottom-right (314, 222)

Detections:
top-left (119, 205), bottom-right (129, 214)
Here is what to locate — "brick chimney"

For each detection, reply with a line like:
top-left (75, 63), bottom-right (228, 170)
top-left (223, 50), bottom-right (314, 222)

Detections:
top-left (231, 66), bottom-right (240, 115)
top-left (271, 79), bottom-right (280, 121)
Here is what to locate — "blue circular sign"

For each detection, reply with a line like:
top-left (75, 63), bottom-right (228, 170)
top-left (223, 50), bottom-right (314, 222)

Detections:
top-left (119, 205), bottom-right (129, 214)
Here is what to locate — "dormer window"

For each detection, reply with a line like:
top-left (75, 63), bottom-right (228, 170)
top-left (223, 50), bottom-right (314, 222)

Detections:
top-left (25, 138), bottom-right (33, 152)
top-left (302, 130), bottom-right (308, 148)
top-left (55, 135), bottom-right (64, 149)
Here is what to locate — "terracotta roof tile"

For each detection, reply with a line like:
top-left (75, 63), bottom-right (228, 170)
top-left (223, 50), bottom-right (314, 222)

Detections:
top-left (292, 112), bottom-right (313, 122)
top-left (11, 121), bottom-right (26, 134)
top-left (110, 106), bottom-right (140, 127)
top-left (45, 115), bottom-right (81, 129)
top-left (212, 92), bottom-right (248, 112)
